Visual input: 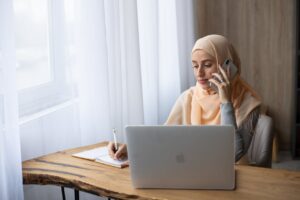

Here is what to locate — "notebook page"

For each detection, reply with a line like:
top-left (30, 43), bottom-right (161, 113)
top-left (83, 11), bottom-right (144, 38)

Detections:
top-left (96, 155), bottom-right (128, 168)
top-left (72, 147), bottom-right (108, 160)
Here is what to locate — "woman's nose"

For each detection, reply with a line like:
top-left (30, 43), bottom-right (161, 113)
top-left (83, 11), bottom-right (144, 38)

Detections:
top-left (197, 67), bottom-right (205, 77)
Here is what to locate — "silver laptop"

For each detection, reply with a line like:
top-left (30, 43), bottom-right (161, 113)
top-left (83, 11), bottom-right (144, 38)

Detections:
top-left (125, 125), bottom-right (235, 190)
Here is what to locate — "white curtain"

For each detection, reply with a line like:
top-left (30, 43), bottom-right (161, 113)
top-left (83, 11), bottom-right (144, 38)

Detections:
top-left (137, 0), bottom-right (196, 124)
top-left (0, 0), bottom-right (24, 200)
top-left (73, 0), bottom-right (146, 145)
top-left (72, 0), bottom-right (196, 145)
top-left (0, 0), bottom-right (196, 199)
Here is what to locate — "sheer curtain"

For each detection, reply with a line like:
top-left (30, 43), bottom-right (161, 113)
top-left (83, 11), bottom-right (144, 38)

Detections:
top-left (137, 0), bottom-right (196, 125)
top-left (72, 0), bottom-right (146, 145)
top-left (72, 0), bottom-right (196, 145)
top-left (1, 0), bottom-right (196, 199)
top-left (0, 0), bottom-right (24, 200)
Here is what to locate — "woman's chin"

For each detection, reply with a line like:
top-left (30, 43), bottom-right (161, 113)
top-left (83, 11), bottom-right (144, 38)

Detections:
top-left (198, 83), bottom-right (210, 90)
top-left (197, 79), bottom-right (212, 89)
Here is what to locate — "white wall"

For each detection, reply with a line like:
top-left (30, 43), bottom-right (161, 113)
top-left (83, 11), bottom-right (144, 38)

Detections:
top-left (20, 103), bottom-right (104, 200)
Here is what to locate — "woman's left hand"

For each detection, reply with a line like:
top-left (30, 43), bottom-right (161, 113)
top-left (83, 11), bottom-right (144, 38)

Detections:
top-left (209, 65), bottom-right (232, 104)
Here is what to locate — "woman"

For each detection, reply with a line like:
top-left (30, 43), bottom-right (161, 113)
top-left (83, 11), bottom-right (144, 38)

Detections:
top-left (108, 34), bottom-right (261, 164)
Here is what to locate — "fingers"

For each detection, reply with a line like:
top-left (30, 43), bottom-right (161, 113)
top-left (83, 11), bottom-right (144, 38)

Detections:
top-left (108, 141), bottom-right (128, 160)
top-left (209, 77), bottom-right (228, 92)
top-left (211, 72), bottom-right (228, 90)
top-left (114, 144), bottom-right (127, 160)
top-left (114, 149), bottom-right (123, 159)
top-left (117, 152), bottom-right (127, 160)
top-left (209, 78), bottom-right (221, 89)
top-left (210, 68), bottom-right (232, 104)
top-left (218, 65), bottom-right (230, 84)
top-left (107, 142), bottom-right (116, 158)
top-left (212, 73), bottom-right (225, 84)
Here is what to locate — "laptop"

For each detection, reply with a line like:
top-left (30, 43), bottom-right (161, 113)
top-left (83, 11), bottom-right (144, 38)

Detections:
top-left (125, 125), bottom-right (235, 190)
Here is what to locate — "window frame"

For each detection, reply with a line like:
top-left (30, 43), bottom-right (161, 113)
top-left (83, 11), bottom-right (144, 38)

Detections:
top-left (17, 0), bottom-right (73, 117)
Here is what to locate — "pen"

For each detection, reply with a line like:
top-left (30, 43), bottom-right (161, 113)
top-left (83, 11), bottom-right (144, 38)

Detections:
top-left (113, 128), bottom-right (118, 151)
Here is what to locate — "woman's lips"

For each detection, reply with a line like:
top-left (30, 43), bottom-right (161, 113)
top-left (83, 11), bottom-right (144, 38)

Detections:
top-left (198, 79), bottom-right (208, 84)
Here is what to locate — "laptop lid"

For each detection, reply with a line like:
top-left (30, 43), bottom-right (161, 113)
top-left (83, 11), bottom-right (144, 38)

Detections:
top-left (125, 125), bottom-right (235, 190)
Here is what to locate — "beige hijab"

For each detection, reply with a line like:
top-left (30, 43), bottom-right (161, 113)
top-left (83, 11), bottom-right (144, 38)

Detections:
top-left (166, 35), bottom-right (261, 127)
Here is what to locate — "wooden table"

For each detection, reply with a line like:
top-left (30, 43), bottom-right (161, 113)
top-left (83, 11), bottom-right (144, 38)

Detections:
top-left (22, 142), bottom-right (300, 200)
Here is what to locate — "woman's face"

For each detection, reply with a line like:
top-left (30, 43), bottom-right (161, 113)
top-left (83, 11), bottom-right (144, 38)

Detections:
top-left (192, 50), bottom-right (218, 90)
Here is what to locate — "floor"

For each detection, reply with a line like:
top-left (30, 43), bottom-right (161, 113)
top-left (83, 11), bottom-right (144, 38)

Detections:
top-left (272, 151), bottom-right (300, 171)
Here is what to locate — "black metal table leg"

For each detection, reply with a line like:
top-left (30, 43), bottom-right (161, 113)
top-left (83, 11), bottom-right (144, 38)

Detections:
top-left (75, 189), bottom-right (79, 200)
top-left (61, 187), bottom-right (66, 200)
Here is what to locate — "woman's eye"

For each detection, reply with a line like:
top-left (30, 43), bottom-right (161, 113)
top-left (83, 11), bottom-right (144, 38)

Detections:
top-left (204, 64), bottom-right (212, 67)
top-left (192, 65), bottom-right (198, 69)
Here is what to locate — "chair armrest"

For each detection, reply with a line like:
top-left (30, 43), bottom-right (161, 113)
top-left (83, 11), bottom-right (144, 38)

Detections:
top-left (248, 114), bottom-right (274, 168)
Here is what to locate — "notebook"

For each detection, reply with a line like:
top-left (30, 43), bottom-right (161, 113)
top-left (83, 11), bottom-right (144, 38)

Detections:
top-left (125, 125), bottom-right (235, 189)
top-left (72, 146), bottom-right (128, 168)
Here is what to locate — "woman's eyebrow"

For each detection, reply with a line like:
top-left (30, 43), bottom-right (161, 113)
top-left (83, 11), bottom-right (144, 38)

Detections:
top-left (192, 59), bottom-right (212, 63)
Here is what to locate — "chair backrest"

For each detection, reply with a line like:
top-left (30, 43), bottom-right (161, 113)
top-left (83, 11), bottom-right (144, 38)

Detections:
top-left (247, 114), bottom-right (274, 168)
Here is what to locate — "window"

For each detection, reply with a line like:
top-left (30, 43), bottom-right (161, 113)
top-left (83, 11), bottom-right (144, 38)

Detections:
top-left (13, 0), bottom-right (73, 117)
top-left (14, 0), bottom-right (51, 90)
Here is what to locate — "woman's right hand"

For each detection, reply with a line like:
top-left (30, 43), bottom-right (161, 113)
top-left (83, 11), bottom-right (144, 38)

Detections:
top-left (107, 142), bottom-right (128, 160)
top-left (209, 65), bottom-right (232, 104)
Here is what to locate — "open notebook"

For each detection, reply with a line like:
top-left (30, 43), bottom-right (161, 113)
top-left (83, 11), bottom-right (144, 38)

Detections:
top-left (72, 146), bottom-right (128, 168)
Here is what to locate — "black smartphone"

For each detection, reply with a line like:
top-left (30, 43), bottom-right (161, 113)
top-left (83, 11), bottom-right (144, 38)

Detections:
top-left (209, 59), bottom-right (238, 92)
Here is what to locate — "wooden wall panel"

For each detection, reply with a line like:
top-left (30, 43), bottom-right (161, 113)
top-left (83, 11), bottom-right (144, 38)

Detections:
top-left (194, 0), bottom-right (295, 150)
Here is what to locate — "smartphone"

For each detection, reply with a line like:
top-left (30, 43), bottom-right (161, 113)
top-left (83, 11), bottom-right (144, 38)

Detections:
top-left (222, 59), bottom-right (238, 80)
top-left (209, 59), bottom-right (238, 92)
